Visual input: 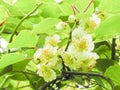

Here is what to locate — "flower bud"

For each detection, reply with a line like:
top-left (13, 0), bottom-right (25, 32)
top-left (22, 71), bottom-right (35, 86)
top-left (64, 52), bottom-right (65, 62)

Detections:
top-left (55, 22), bottom-right (67, 30)
top-left (68, 15), bottom-right (76, 23)
top-left (54, 0), bottom-right (63, 3)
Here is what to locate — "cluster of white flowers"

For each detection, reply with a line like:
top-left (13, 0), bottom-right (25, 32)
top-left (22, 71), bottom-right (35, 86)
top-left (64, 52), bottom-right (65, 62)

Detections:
top-left (34, 34), bottom-right (62, 82)
top-left (34, 14), bottom-right (100, 82)
top-left (62, 27), bottom-right (99, 71)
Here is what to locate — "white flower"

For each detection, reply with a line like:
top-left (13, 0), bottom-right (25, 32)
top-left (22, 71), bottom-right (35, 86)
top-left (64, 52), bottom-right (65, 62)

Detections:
top-left (0, 37), bottom-right (8, 53)
top-left (83, 13), bottom-right (101, 33)
top-left (90, 13), bottom-right (101, 26)
top-left (37, 65), bottom-right (56, 82)
top-left (73, 34), bottom-right (94, 52)
top-left (45, 34), bottom-right (60, 47)
top-left (54, 0), bottom-right (63, 3)
top-left (72, 27), bottom-right (85, 40)
top-left (81, 52), bottom-right (99, 71)
top-left (55, 22), bottom-right (67, 30)
top-left (34, 44), bottom-right (58, 60)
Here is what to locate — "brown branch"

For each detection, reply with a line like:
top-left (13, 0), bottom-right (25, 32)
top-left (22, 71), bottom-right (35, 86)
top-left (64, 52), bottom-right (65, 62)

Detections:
top-left (64, 71), bottom-right (114, 90)
top-left (83, 0), bottom-right (94, 13)
top-left (39, 76), bottom-right (62, 90)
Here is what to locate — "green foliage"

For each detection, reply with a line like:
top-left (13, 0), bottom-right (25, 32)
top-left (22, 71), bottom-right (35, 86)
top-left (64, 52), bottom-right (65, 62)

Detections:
top-left (98, 0), bottom-right (120, 13)
top-left (33, 18), bottom-right (61, 35)
top-left (0, 53), bottom-right (25, 69)
top-left (105, 65), bottom-right (120, 86)
top-left (0, 0), bottom-right (120, 90)
top-left (8, 30), bottom-right (38, 48)
top-left (95, 14), bottom-right (120, 40)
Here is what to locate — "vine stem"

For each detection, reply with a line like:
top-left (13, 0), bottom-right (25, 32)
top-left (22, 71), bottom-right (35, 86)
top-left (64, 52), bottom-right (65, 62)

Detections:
top-left (65, 22), bottom-right (77, 51)
top-left (64, 71), bottom-right (114, 90)
top-left (39, 76), bottom-right (62, 90)
top-left (83, 0), bottom-right (93, 13)
top-left (9, 2), bottom-right (43, 43)
top-left (0, 75), bottom-right (9, 89)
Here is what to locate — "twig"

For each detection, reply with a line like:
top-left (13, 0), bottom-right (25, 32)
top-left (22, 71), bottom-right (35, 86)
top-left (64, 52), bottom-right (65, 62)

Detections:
top-left (39, 76), bottom-right (62, 90)
top-left (83, 0), bottom-right (93, 13)
top-left (0, 75), bottom-right (9, 89)
top-left (9, 2), bottom-right (43, 43)
top-left (72, 5), bottom-right (76, 16)
top-left (0, 25), bottom-right (5, 35)
top-left (64, 71), bottom-right (114, 90)
top-left (65, 22), bottom-right (76, 51)
top-left (111, 38), bottom-right (116, 60)
top-left (58, 55), bottom-right (65, 72)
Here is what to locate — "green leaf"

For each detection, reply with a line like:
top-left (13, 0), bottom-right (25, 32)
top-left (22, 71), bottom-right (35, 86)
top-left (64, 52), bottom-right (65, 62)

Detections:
top-left (0, 5), bottom-right (9, 23)
top-left (0, 53), bottom-right (25, 69)
top-left (4, 17), bottom-right (21, 32)
top-left (95, 59), bottom-right (114, 73)
top-left (93, 0), bottom-right (100, 9)
top-left (8, 30), bottom-right (38, 48)
top-left (32, 18), bottom-right (61, 35)
top-left (13, 60), bottom-right (29, 71)
top-left (95, 14), bottom-right (120, 40)
top-left (105, 65), bottom-right (120, 86)
top-left (14, 0), bottom-right (36, 14)
top-left (3, 0), bottom-right (17, 5)
top-left (99, 0), bottom-right (120, 13)
top-left (40, 3), bottom-right (61, 18)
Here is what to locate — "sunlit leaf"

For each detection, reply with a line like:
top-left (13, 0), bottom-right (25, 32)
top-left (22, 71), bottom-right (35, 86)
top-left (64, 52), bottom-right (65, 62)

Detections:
top-left (8, 30), bottom-right (38, 48)
top-left (95, 14), bottom-right (120, 40)
top-left (0, 53), bottom-right (25, 69)
top-left (0, 5), bottom-right (9, 25)
top-left (3, 0), bottom-right (17, 5)
top-left (99, 0), bottom-right (120, 13)
top-left (105, 65), bottom-right (120, 86)
top-left (33, 18), bottom-right (61, 35)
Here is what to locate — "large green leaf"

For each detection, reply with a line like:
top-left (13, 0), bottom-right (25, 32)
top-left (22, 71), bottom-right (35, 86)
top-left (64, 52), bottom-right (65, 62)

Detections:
top-left (32, 18), bottom-right (61, 35)
top-left (0, 53), bottom-right (25, 69)
top-left (14, 0), bottom-right (36, 14)
top-left (8, 30), bottom-right (38, 48)
top-left (95, 14), bottom-right (120, 40)
top-left (105, 65), bottom-right (120, 86)
top-left (0, 5), bottom-right (9, 23)
top-left (99, 0), bottom-right (120, 13)
top-left (40, 3), bottom-right (61, 18)
top-left (3, 0), bottom-right (17, 5)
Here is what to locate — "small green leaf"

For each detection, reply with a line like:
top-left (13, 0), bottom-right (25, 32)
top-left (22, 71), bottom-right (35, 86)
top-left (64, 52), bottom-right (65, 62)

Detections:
top-left (95, 14), bottom-right (120, 40)
top-left (33, 18), bottom-right (61, 35)
top-left (0, 53), bottom-right (25, 69)
top-left (105, 65), bottom-right (120, 86)
top-left (8, 30), bottom-right (38, 48)
top-left (0, 5), bottom-right (9, 23)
